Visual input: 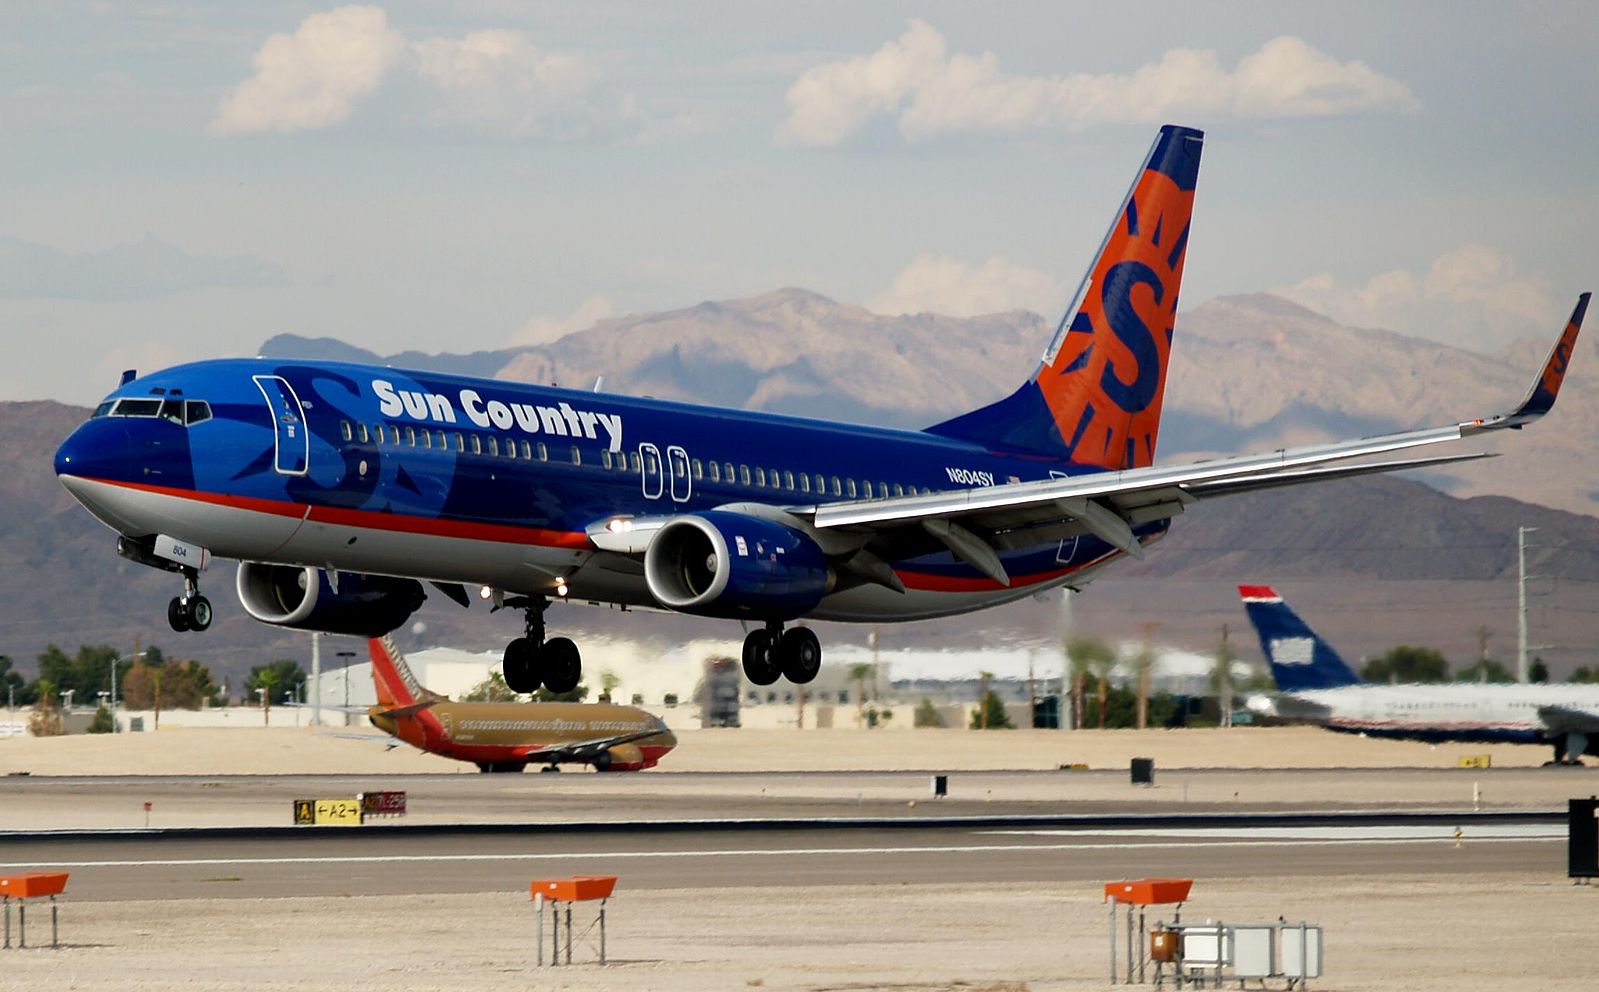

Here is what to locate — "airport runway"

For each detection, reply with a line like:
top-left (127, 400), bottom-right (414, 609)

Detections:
top-left (0, 821), bottom-right (1564, 901)
top-left (1, 766), bottom-right (1587, 831)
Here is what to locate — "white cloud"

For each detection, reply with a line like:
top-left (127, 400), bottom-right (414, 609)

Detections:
top-left (1278, 245), bottom-right (1560, 351)
top-left (412, 29), bottom-right (601, 137)
top-left (211, 8), bottom-right (611, 138)
top-left (511, 295), bottom-right (613, 346)
top-left (210, 6), bottom-right (404, 135)
top-left (780, 23), bottom-right (1419, 146)
top-left (868, 253), bottom-right (1060, 318)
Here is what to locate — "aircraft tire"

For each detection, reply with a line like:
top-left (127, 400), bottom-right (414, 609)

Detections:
top-left (777, 627), bottom-right (822, 684)
top-left (187, 595), bottom-right (213, 632)
top-left (542, 637), bottom-right (582, 694)
top-left (166, 597), bottom-right (191, 633)
top-left (503, 638), bottom-right (538, 693)
top-left (741, 629), bottom-right (780, 686)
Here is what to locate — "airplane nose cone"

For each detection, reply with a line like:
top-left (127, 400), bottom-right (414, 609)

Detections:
top-left (54, 419), bottom-right (132, 482)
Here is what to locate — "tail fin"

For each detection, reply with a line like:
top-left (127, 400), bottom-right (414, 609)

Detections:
top-left (1238, 585), bottom-right (1363, 692)
top-left (368, 634), bottom-right (439, 707)
top-left (926, 124), bottom-right (1203, 468)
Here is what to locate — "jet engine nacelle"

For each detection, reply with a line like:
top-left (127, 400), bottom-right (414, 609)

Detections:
top-left (591, 743), bottom-right (645, 771)
top-left (643, 511), bottom-right (831, 620)
top-left (235, 563), bottom-right (425, 637)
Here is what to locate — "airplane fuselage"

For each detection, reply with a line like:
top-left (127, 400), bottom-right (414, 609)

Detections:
top-left (55, 357), bottom-right (1161, 623)
top-left (370, 699), bottom-right (676, 771)
top-left (1268, 683), bottom-right (1599, 748)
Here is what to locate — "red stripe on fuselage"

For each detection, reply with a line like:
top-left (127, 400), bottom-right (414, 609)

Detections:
top-left (80, 476), bottom-right (590, 550)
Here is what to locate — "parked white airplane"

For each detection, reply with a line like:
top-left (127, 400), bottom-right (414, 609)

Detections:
top-left (1239, 585), bottom-right (1599, 765)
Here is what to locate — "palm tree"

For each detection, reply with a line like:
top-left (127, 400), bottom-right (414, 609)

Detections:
top-left (848, 663), bottom-right (873, 726)
top-left (1066, 638), bottom-right (1114, 730)
top-left (255, 669), bottom-right (280, 726)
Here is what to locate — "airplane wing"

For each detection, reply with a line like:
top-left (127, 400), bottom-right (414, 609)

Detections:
top-left (786, 294), bottom-right (1588, 586)
top-left (320, 731), bottom-right (401, 750)
top-left (516, 725), bottom-right (668, 763)
top-left (1537, 705), bottom-right (1599, 736)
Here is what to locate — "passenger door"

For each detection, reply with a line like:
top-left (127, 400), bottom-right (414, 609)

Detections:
top-left (253, 375), bottom-right (309, 476)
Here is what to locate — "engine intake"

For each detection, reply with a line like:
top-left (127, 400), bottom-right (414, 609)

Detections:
top-left (235, 563), bottom-right (425, 637)
top-left (643, 511), bottom-right (831, 620)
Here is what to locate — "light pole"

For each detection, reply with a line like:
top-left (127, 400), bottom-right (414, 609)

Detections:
top-left (112, 649), bottom-right (145, 735)
top-left (336, 650), bottom-right (356, 727)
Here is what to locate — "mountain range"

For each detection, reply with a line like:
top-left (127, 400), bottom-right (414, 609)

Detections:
top-left (1, 291), bottom-right (1591, 687)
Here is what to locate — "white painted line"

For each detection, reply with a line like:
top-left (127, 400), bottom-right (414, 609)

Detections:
top-left (985, 824), bottom-right (1564, 840)
top-left (0, 834), bottom-right (1559, 871)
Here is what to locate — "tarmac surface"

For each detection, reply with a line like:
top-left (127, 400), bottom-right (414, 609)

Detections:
top-left (0, 820), bottom-right (1567, 901)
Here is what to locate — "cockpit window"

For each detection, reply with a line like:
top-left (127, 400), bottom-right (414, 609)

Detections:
top-left (111, 398), bottom-right (162, 418)
top-left (91, 401), bottom-right (114, 419)
top-left (159, 399), bottom-right (185, 424)
top-left (184, 400), bottom-right (212, 425)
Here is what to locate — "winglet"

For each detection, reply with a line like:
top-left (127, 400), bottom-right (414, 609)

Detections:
top-left (1463, 292), bottom-right (1587, 435)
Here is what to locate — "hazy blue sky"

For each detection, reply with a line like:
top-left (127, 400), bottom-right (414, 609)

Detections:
top-left (3, 2), bottom-right (1595, 404)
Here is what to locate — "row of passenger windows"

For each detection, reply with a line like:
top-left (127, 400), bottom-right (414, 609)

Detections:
top-left (337, 419), bottom-right (935, 499)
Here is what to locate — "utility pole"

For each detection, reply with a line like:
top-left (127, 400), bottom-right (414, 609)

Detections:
top-left (1518, 526), bottom-right (1536, 684)
top-left (310, 632), bottom-right (322, 727)
top-left (1219, 623), bottom-right (1233, 728)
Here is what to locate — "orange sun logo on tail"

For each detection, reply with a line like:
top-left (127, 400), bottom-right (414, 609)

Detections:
top-left (1037, 126), bottom-right (1201, 470)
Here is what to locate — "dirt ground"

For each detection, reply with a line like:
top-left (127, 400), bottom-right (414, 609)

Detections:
top-left (1, 874), bottom-right (1593, 991)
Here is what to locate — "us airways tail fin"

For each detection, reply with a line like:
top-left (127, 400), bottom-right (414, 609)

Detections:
top-left (368, 634), bottom-right (445, 708)
top-left (1238, 585), bottom-right (1364, 692)
top-left (926, 124), bottom-right (1203, 468)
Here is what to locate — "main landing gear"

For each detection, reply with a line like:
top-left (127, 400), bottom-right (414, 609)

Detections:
top-left (741, 622), bottom-right (821, 687)
top-left (501, 596), bottom-right (582, 695)
top-left (166, 569), bottom-right (213, 633)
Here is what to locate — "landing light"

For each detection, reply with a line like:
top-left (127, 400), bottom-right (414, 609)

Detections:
top-left (606, 518), bottom-right (632, 534)
top-left (477, 585), bottom-right (494, 600)
top-left (555, 579), bottom-right (569, 598)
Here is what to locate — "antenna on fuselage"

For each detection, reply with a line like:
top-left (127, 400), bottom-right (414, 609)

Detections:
top-left (592, 376), bottom-right (604, 392)
top-left (120, 369), bottom-right (137, 386)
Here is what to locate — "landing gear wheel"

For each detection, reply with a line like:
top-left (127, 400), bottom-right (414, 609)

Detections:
top-left (167, 597), bottom-right (191, 633)
top-left (187, 595), bottom-right (213, 632)
top-left (502, 637), bottom-right (539, 694)
top-left (777, 627), bottom-right (822, 684)
top-left (542, 637), bottom-right (582, 695)
top-left (742, 629), bottom-right (780, 686)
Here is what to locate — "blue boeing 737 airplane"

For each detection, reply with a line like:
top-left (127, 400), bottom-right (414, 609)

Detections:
top-left (53, 125), bottom-right (1588, 696)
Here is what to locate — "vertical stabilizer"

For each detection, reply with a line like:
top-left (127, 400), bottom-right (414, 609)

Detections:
top-left (1238, 585), bottom-right (1363, 692)
top-left (925, 124), bottom-right (1203, 467)
top-left (368, 634), bottom-right (435, 707)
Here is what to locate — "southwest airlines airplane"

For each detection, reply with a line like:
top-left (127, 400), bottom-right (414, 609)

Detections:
top-left (53, 125), bottom-right (1587, 698)
top-left (1240, 585), bottom-right (1599, 764)
top-left (363, 634), bottom-right (675, 772)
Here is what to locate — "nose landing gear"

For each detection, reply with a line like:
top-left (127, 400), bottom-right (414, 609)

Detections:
top-left (501, 596), bottom-right (583, 696)
top-left (166, 571), bottom-right (213, 633)
top-left (742, 623), bottom-right (822, 686)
